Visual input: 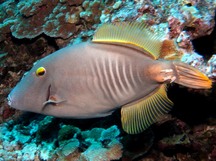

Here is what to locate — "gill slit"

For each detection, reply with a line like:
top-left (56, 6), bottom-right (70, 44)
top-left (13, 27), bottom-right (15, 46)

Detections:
top-left (42, 84), bottom-right (51, 111)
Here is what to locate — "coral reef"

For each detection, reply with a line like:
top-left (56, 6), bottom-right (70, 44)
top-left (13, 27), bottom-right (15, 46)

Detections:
top-left (0, 0), bottom-right (103, 46)
top-left (181, 52), bottom-right (216, 79)
top-left (0, 0), bottom-right (216, 160)
top-left (0, 115), bottom-right (122, 160)
top-left (154, 118), bottom-right (216, 161)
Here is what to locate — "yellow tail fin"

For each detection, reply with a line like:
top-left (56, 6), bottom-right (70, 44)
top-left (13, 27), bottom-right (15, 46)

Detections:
top-left (173, 62), bottom-right (212, 89)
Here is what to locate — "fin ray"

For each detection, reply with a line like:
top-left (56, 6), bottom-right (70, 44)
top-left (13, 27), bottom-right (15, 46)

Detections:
top-left (173, 62), bottom-right (212, 89)
top-left (92, 22), bottom-right (165, 59)
top-left (121, 84), bottom-right (173, 134)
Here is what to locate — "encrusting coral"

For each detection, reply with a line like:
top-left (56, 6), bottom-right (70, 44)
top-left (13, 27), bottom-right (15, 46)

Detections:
top-left (11, 0), bottom-right (58, 39)
top-left (0, 0), bottom-right (103, 40)
top-left (0, 115), bottom-right (123, 160)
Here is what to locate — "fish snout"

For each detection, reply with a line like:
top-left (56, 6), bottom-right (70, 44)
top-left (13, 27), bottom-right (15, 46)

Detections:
top-left (7, 91), bottom-right (18, 109)
top-left (7, 94), bottom-right (13, 107)
top-left (7, 92), bottom-right (22, 110)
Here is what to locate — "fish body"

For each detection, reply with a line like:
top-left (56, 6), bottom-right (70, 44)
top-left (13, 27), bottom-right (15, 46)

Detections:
top-left (8, 22), bottom-right (212, 134)
top-left (8, 42), bottom-right (166, 117)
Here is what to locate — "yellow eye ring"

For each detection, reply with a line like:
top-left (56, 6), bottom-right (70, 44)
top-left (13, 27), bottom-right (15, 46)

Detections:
top-left (36, 67), bottom-right (46, 77)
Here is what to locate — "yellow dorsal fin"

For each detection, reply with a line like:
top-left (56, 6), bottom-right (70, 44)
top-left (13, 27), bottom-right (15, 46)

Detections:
top-left (121, 84), bottom-right (173, 134)
top-left (92, 22), bottom-right (165, 59)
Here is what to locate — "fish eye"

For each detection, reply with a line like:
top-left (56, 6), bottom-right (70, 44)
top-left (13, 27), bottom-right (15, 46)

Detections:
top-left (36, 67), bottom-right (46, 77)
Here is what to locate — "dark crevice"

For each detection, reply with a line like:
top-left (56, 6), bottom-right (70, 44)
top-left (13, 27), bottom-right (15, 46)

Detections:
top-left (192, 13), bottom-right (216, 60)
top-left (43, 34), bottom-right (60, 51)
top-left (168, 84), bottom-right (216, 126)
top-left (10, 34), bottom-right (59, 51)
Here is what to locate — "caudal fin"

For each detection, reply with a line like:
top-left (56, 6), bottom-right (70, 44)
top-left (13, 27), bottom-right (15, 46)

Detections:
top-left (173, 62), bottom-right (212, 89)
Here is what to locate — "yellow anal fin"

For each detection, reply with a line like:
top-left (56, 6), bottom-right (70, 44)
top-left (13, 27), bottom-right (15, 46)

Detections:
top-left (92, 22), bottom-right (165, 59)
top-left (121, 84), bottom-right (173, 134)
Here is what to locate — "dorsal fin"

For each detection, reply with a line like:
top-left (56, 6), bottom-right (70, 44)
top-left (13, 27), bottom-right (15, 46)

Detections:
top-left (121, 84), bottom-right (173, 134)
top-left (92, 22), bottom-right (165, 59)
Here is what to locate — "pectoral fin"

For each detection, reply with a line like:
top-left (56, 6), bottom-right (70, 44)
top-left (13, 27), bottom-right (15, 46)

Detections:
top-left (43, 85), bottom-right (66, 107)
top-left (43, 95), bottom-right (66, 106)
top-left (121, 84), bottom-right (173, 134)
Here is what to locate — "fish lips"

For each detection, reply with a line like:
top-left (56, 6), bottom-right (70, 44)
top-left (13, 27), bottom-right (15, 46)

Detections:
top-left (7, 94), bottom-right (12, 107)
top-left (7, 91), bottom-right (19, 109)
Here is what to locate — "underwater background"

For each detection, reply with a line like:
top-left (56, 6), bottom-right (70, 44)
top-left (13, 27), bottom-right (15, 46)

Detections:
top-left (0, 0), bottom-right (216, 160)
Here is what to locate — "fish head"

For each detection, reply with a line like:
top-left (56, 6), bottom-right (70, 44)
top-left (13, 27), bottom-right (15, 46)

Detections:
top-left (7, 58), bottom-right (54, 113)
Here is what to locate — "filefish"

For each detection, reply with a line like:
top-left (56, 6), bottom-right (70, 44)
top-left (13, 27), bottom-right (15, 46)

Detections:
top-left (7, 22), bottom-right (212, 134)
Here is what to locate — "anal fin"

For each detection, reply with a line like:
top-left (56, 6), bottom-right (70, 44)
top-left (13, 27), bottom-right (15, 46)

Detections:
top-left (121, 84), bottom-right (173, 134)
